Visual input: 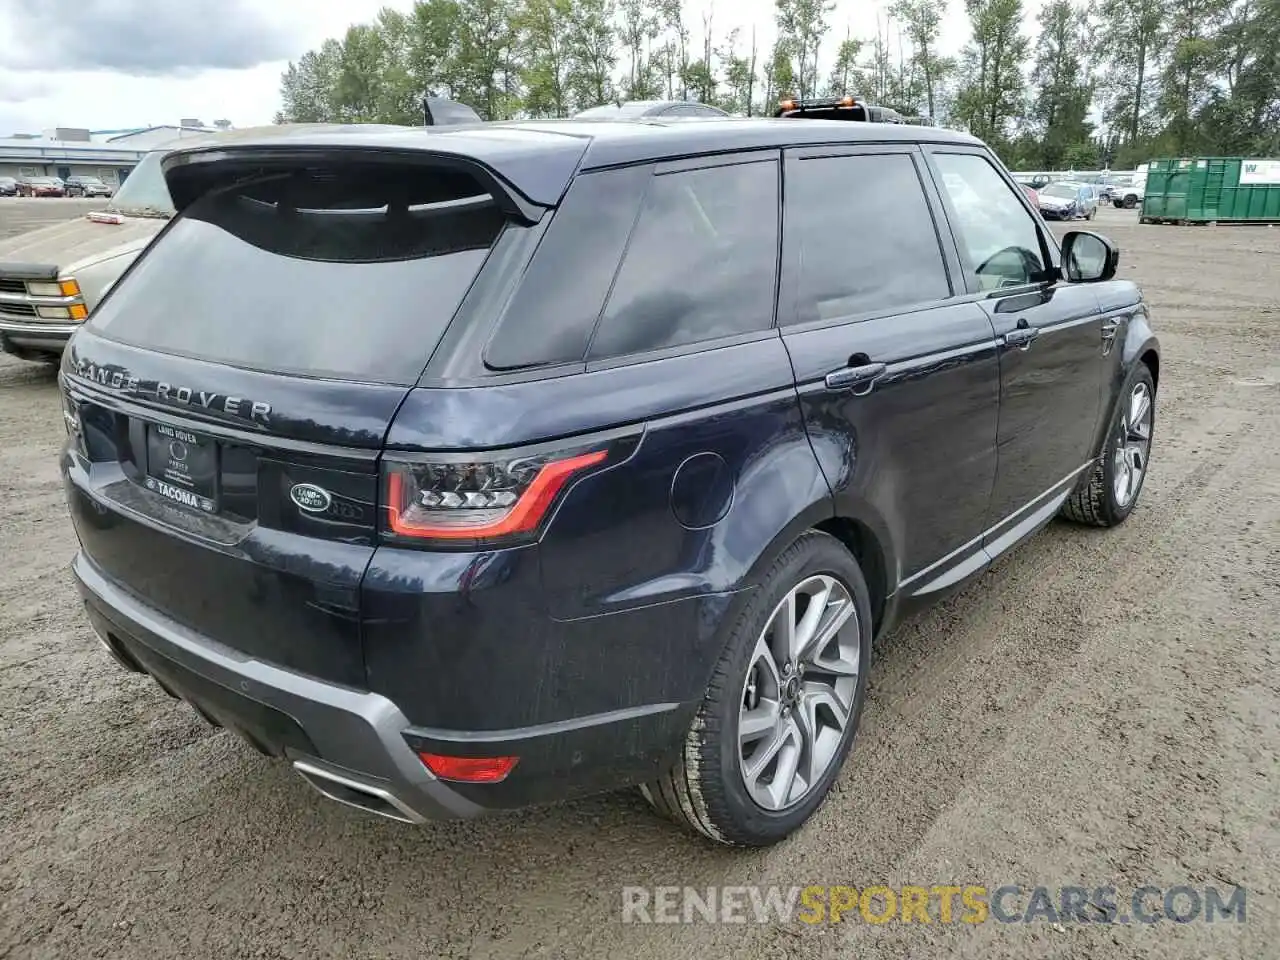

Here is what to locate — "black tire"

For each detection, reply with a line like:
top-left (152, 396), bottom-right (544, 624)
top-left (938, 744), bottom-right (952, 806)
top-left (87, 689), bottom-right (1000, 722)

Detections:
top-left (1123, 195), bottom-right (1137, 209)
top-left (641, 531), bottom-right (872, 846)
top-left (1061, 363), bottom-right (1156, 527)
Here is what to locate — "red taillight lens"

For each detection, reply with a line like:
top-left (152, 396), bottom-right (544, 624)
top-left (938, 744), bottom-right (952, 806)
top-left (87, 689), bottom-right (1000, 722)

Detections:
top-left (383, 447), bottom-right (608, 546)
top-left (418, 752), bottom-right (519, 783)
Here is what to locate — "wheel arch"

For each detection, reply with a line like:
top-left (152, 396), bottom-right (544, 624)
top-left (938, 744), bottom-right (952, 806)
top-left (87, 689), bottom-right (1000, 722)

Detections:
top-left (814, 515), bottom-right (890, 635)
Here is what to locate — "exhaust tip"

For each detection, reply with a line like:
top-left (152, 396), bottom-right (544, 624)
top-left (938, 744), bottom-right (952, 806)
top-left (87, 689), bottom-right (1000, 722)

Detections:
top-left (293, 759), bottom-right (425, 825)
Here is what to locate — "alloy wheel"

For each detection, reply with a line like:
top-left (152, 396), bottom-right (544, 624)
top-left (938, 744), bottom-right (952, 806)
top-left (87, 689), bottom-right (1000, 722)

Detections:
top-left (738, 575), bottom-right (860, 811)
top-left (1113, 381), bottom-right (1153, 508)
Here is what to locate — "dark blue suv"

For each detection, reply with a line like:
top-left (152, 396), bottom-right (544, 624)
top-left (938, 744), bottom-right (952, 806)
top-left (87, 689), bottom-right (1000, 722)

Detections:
top-left (60, 117), bottom-right (1159, 846)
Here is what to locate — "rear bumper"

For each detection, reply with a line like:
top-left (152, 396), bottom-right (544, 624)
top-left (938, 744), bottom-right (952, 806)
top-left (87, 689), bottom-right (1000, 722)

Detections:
top-left (72, 552), bottom-right (695, 821)
top-left (74, 551), bottom-right (482, 822)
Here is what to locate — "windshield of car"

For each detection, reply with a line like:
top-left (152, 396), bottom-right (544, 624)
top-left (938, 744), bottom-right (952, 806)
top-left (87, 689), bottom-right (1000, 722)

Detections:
top-left (1041, 184), bottom-right (1078, 199)
top-left (105, 150), bottom-right (174, 218)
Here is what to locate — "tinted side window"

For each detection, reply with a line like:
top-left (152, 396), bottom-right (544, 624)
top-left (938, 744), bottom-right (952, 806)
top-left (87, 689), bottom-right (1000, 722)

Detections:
top-left (485, 166), bottom-right (647, 370)
top-left (932, 153), bottom-right (1047, 292)
top-left (784, 152), bottom-right (951, 325)
top-left (588, 159), bottom-right (779, 361)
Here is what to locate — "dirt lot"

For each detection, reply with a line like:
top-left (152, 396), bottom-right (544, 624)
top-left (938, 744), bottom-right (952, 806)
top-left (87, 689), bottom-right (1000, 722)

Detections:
top-left (0, 207), bottom-right (1276, 959)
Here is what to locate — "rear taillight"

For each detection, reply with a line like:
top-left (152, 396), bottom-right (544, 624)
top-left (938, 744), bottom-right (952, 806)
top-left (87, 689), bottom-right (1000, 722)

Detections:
top-left (383, 446), bottom-right (610, 547)
top-left (417, 752), bottom-right (519, 783)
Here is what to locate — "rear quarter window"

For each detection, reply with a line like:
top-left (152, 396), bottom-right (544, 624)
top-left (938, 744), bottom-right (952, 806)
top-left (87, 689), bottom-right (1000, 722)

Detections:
top-left (483, 157), bottom-right (779, 370)
top-left (88, 162), bottom-right (506, 384)
top-left (483, 165), bottom-right (649, 371)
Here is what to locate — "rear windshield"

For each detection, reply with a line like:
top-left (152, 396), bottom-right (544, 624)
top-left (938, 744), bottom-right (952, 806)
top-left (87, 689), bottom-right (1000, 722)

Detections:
top-left (88, 162), bottom-right (506, 384)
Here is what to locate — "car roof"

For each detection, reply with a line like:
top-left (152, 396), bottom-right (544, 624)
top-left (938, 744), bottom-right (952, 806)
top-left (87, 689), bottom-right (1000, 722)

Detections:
top-left (160, 117), bottom-right (982, 208)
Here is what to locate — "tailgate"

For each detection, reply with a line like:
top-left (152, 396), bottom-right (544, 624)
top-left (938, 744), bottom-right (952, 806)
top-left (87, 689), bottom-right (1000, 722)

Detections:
top-left (62, 332), bottom-right (406, 687)
top-left (60, 150), bottom-right (518, 686)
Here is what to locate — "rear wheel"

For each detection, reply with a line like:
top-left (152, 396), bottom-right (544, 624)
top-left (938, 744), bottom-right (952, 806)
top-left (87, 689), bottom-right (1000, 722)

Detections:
top-left (1061, 364), bottom-right (1155, 527)
top-left (641, 532), bottom-right (871, 846)
top-left (1123, 195), bottom-right (1137, 209)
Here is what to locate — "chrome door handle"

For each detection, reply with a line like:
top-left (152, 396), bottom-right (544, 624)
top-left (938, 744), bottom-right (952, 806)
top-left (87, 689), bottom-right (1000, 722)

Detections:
top-left (824, 362), bottom-right (887, 394)
top-left (1002, 327), bottom-right (1039, 350)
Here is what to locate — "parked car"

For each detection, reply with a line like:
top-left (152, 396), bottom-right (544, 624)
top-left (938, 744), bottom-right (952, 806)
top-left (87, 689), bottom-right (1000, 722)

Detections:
top-left (0, 177), bottom-right (17, 197)
top-left (64, 176), bottom-right (114, 198)
top-left (1112, 165), bottom-right (1147, 208)
top-left (0, 124), bottom-right (406, 364)
top-left (1038, 181), bottom-right (1098, 220)
top-left (17, 177), bottom-right (65, 197)
top-left (574, 99), bottom-right (729, 119)
top-left (62, 116), bottom-right (1159, 847)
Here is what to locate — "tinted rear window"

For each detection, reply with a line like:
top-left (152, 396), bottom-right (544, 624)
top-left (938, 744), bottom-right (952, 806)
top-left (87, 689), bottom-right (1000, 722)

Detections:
top-left (484, 165), bottom-right (648, 370)
top-left (588, 159), bottom-right (779, 360)
top-left (89, 162), bottom-right (506, 384)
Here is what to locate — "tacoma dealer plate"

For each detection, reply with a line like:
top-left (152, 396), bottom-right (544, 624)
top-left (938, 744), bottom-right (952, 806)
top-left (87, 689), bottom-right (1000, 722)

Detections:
top-left (144, 422), bottom-right (219, 513)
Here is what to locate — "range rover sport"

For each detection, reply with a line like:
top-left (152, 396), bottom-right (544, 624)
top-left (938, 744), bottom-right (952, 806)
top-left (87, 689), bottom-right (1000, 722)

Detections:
top-left (60, 117), bottom-right (1159, 846)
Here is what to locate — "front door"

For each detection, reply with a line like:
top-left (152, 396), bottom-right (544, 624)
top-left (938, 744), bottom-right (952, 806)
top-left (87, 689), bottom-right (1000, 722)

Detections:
top-left (926, 148), bottom-right (1104, 532)
top-left (778, 145), bottom-right (1001, 591)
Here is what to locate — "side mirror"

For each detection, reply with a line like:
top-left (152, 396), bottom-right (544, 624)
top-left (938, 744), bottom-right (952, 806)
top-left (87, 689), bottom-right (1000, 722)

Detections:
top-left (1061, 230), bottom-right (1119, 282)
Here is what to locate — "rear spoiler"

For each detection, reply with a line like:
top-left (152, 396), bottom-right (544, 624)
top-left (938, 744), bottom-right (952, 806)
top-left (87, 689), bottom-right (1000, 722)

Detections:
top-left (160, 144), bottom-right (553, 223)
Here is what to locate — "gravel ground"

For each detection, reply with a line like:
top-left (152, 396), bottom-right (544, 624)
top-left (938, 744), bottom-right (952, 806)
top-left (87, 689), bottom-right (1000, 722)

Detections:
top-left (0, 207), bottom-right (1276, 959)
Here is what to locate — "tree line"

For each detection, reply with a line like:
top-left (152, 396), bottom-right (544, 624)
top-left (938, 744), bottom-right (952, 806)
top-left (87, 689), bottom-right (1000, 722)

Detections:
top-left (277, 0), bottom-right (1280, 170)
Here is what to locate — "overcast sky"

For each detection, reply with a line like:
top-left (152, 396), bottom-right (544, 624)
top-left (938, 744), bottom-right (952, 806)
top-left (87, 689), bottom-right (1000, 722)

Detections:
top-left (0, 0), bottom-right (1043, 135)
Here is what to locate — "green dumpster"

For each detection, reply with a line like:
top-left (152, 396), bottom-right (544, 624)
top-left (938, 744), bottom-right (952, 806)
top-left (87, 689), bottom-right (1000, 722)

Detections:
top-left (1141, 156), bottom-right (1280, 224)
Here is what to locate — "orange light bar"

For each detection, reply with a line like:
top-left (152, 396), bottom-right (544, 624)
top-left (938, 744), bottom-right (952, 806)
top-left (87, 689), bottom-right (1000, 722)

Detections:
top-left (779, 99), bottom-right (796, 112)
top-left (840, 95), bottom-right (856, 107)
top-left (59, 279), bottom-right (81, 298)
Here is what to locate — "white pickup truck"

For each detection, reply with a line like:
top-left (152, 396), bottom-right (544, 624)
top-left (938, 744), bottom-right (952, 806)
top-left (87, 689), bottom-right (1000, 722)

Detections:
top-left (1112, 163), bottom-right (1149, 209)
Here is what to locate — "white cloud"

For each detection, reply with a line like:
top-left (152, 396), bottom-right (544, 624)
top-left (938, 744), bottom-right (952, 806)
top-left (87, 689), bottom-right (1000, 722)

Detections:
top-left (0, 0), bottom-right (1046, 136)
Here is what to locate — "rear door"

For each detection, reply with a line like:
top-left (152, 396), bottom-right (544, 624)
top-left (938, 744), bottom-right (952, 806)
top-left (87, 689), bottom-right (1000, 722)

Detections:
top-left (61, 155), bottom-right (516, 687)
top-left (778, 144), bottom-right (1001, 595)
top-left (924, 148), bottom-right (1105, 532)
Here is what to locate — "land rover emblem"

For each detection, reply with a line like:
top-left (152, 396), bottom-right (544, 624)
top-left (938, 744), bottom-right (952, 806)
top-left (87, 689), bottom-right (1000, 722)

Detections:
top-left (290, 483), bottom-right (331, 514)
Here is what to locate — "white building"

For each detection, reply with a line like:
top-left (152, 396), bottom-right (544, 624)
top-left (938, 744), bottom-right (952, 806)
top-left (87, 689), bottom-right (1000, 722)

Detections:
top-left (0, 121), bottom-right (233, 185)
